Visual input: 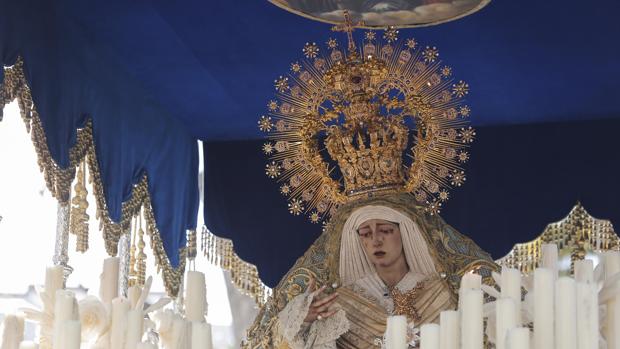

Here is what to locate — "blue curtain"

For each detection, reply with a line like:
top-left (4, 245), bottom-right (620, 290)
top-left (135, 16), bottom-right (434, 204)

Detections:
top-left (204, 118), bottom-right (620, 287)
top-left (0, 0), bottom-right (199, 267)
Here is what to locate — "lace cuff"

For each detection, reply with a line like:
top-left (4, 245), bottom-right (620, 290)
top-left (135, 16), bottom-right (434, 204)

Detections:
top-left (276, 291), bottom-right (315, 349)
top-left (310, 308), bottom-right (350, 348)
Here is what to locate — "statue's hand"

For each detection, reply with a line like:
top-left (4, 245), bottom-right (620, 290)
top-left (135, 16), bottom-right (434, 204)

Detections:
top-left (304, 278), bottom-right (339, 323)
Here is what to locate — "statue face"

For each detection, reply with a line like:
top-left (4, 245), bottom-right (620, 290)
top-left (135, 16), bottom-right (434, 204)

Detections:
top-left (357, 219), bottom-right (405, 269)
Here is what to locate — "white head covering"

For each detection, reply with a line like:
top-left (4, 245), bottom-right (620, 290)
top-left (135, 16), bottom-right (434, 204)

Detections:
top-left (339, 205), bottom-right (437, 286)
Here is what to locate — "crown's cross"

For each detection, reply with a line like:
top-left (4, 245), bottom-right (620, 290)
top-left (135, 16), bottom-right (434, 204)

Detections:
top-left (331, 10), bottom-right (363, 54)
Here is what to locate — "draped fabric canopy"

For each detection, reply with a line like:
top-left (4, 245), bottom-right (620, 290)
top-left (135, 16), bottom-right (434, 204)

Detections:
top-left (0, 0), bottom-right (199, 282)
top-left (1, 0), bottom-right (620, 294)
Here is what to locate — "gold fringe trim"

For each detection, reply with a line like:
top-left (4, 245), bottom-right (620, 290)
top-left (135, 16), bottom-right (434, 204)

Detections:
top-left (202, 227), bottom-right (272, 306)
top-left (2, 58), bottom-right (185, 296)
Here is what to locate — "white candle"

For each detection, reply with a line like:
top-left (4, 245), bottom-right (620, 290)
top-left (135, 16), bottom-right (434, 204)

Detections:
top-left (439, 310), bottom-right (459, 349)
top-left (574, 259), bottom-right (594, 283)
top-left (420, 323), bottom-right (440, 349)
top-left (541, 244), bottom-right (558, 278)
top-left (461, 289), bottom-right (483, 349)
top-left (128, 285), bottom-right (142, 309)
top-left (460, 273), bottom-right (482, 291)
top-left (576, 282), bottom-right (598, 349)
top-left (125, 309), bottom-right (144, 349)
top-left (533, 268), bottom-right (554, 349)
top-left (185, 271), bottom-right (207, 322)
top-left (386, 315), bottom-right (408, 349)
top-left (555, 277), bottom-right (577, 349)
top-left (111, 297), bottom-right (131, 349)
top-left (191, 321), bottom-right (213, 349)
top-left (52, 290), bottom-right (75, 349)
top-left (18, 342), bottom-right (38, 349)
top-left (44, 266), bottom-right (64, 301)
top-left (1, 314), bottom-right (24, 349)
top-left (62, 320), bottom-right (81, 349)
top-left (507, 327), bottom-right (530, 349)
top-left (605, 251), bottom-right (620, 349)
top-left (496, 298), bottom-right (517, 349)
top-left (99, 257), bottom-right (120, 303)
top-left (501, 267), bottom-right (522, 325)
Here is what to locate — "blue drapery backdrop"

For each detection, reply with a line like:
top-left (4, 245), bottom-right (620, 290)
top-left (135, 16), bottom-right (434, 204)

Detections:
top-left (204, 118), bottom-right (620, 287)
top-left (0, 0), bottom-right (199, 268)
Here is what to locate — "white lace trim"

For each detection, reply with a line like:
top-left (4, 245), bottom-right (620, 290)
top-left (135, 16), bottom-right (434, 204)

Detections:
top-left (276, 290), bottom-right (351, 349)
top-left (276, 291), bottom-right (315, 349)
top-left (311, 309), bottom-right (350, 348)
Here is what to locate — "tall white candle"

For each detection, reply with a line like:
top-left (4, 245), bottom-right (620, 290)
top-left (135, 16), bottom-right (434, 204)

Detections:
top-left (439, 310), bottom-right (459, 349)
top-left (185, 271), bottom-right (207, 322)
top-left (99, 257), bottom-right (120, 303)
top-left (191, 321), bottom-right (213, 349)
top-left (111, 297), bottom-right (131, 349)
top-left (461, 289), bottom-right (483, 349)
top-left (574, 259), bottom-right (594, 283)
top-left (576, 282), bottom-right (598, 349)
top-left (18, 342), bottom-right (38, 349)
top-left (460, 273), bottom-right (482, 291)
top-left (459, 273), bottom-right (482, 316)
top-left (507, 327), bottom-right (530, 349)
top-left (420, 324), bottom-right (440, 349)
top-left (541, 244), bottom-right (558, 278)
top-left (62, 320), bottom-right (81, 349)
top-left (125, 309), bottom-right (144, 349)
top-left (128, 285), bottom-right (142, 309)
top-left (496, 298), bottom-right (517, 349)
top-left (386, 315), bottom-right (408, 349)
top-left (501, 267), bottom-right (522, 325)
top-left (533, 268), bottom-right (554, 349)
top-left (52, 290), bottom-right (75, 349)
top-left (604, 251), bottom-right (620, 349)
top-left (1, 314), bottom-right (24, 349)
top-left (44, 266), bottom-right (64, 301)
top-left (555, 277), bottom-right (577, 349)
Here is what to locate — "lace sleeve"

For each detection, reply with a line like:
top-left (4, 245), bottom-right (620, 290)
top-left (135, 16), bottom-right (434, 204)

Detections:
top-left (276, 291), bottom-right (315, 349)
top-left (309, 308), bottom-right (350, 349)
top-left (275, 291), bottom-right (350, 349)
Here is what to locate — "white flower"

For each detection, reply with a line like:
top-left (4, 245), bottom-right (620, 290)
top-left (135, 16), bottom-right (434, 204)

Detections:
top-left (78, 296), bottom-right (109, 342)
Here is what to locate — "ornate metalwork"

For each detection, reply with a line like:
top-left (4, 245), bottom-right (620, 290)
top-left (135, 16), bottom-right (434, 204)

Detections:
top-left (260, 19), bottom-right (474, 222)
top-left (496, 202), bottom-right (619, 275)
top-left (53, 200), bottom-right (73, 283)
top-left (118, 232), bottom-right (132, 297)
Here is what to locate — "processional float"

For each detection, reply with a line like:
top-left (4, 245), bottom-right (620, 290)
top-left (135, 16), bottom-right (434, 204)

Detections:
top-left (1, 1), bottom-right (620, 349)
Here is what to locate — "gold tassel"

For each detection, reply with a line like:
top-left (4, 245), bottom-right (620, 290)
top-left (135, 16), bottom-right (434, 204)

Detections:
top-left (70, 159), bottom-right (89, 252)
top-left (128, 215), bottom-right (138, 287)
top-left (136, 210), bottom-right (147, 287)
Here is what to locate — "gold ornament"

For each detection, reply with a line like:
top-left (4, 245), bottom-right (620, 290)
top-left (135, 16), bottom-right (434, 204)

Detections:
top-left (259, 18), bottom-right (474, 222)
top-left (497, 202), bottom-right (620, 275)
top-left (70, 159), bottom-right (90, 252)
top-left (136, 214), bottom-right (147, 286)
top-left (390, 282), bottom-right (423, 322)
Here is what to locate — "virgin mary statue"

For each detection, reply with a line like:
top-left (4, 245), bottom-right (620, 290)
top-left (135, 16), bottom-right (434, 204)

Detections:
top-left (243, 194), bottom-right (497, 348)
top-left (244, 28), bottom-right (497, 348)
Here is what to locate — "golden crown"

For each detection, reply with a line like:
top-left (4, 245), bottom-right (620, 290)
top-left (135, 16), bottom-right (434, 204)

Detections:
top-left (259, 20), bottom-right (475, 223)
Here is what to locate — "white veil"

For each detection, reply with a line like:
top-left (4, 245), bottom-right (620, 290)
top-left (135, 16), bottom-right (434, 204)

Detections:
top-left (338, 205), bottom-right (438, 286)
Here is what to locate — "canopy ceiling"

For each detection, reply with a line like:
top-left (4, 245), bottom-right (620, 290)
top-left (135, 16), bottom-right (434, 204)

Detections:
top-left (58, 0), bottom-right (620, 140)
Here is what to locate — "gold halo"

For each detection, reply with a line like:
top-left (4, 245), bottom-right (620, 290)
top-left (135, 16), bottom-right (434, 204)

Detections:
top-left (259, 30), bottom-right (474, 223)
